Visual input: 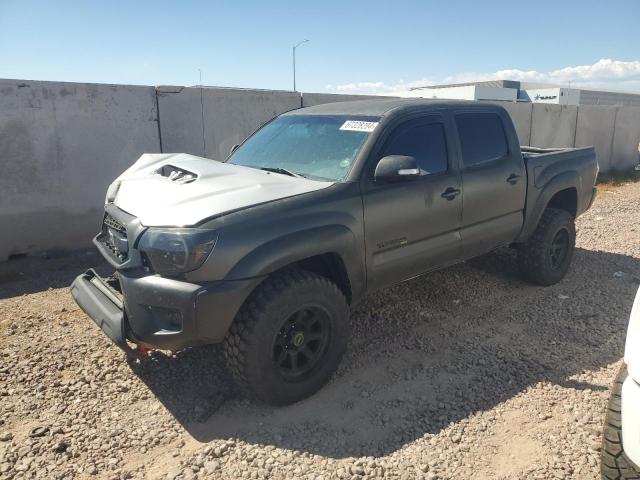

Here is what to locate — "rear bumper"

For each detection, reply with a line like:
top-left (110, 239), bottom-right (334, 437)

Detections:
top-left (70, 269), bottom-right (263, 354)
top-left (622, 375), bottom-right (640, 467)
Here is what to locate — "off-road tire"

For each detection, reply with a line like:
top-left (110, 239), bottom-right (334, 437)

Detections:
top-left (601, 365), bottom-right (640, 480)
top-left (223, 268), bottom-right (349, 405)
top-left (518, 208), bottom-right (576, 286)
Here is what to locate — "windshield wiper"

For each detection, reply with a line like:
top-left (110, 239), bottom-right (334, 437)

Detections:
top-left (259, 167), bottom-right (304, 178)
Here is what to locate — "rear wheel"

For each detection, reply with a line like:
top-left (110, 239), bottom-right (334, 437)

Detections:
top-left (223, 268), bottom-right (349, 405)
top-left (517, 208), bottom-right (576, 286)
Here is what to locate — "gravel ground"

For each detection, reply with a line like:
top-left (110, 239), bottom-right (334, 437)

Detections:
top-left (1, 181), bottom-right (640, 480)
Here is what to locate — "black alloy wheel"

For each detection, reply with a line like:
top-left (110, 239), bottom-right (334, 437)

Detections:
top-left (273, 306), bottom-right (331, 381)
top-left (224, 268), bottom-right (350, 405)
top-left (517, 208), bottom-right (576, 286)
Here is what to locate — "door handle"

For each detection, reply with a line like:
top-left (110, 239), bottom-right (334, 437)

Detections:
top-left (441, 187), bottom-right (461, 201)
top-left (507, 173), bottom-right (521, 185)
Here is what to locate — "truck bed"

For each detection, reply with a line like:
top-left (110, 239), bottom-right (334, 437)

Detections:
top-left (521, 145), bottom-right (598, 186)
top-left (517, 145), bottom-right (598, 242)
top-left (521, 145), bottom-right (594, 159)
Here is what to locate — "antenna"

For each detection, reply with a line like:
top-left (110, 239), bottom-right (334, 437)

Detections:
top-left (199, 69), bottom-right (207, 157)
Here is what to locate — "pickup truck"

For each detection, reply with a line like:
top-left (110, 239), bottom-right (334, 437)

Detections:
top-left (71, 99), bottom-right (598, 405)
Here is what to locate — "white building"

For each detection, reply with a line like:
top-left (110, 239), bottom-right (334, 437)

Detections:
top-left (519, 87), bottom-right (581, 105)
top-left (400, 84), bottom-right (517, 102)
top-left (404, 80), bottom-right (640, 106)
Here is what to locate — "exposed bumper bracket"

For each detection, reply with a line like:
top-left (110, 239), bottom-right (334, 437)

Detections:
top-left (70, 269), bottom-right (137, 357)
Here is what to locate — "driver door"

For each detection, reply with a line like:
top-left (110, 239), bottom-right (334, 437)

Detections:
top-left (361, 115), bottom-right (462, 291)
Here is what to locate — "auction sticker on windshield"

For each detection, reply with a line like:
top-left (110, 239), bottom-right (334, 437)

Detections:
top-left (339, 120), bottom-right (379, 132)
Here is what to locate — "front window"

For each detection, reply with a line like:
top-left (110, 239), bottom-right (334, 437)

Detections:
top-left (381, 121), bottom-right (448, 175)
top-left (227, 114), bottom-right (379, 181)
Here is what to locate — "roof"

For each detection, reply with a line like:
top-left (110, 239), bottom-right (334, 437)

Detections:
top-left (412, 80), bottom-right (521, 90)
top-left (286, 98), bottom-right (483, 117)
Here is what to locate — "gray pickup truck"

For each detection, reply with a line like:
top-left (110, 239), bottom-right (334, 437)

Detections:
top-left (71, 99), bottom-right (598, 404)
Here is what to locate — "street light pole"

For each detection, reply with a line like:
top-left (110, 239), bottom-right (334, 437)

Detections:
top-left (292, 39), bottom-right (309, 92)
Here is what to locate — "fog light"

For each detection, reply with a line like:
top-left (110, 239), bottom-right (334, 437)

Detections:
top-left (145, 306), bottom-right (183, 333)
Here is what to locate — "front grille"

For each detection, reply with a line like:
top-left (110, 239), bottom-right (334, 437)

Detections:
top-left (101, 213), bottom-right (129, 262)
top-left (104, 214), bottom-right (126, 235)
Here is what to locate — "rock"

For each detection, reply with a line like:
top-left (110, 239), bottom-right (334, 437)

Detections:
top-left (203, 460), bottom-right (218, 473)
top-left (165, 467), bottom-right (182, 480)
top-left (350, 464), bottom-right (365, 476)
top-left (213, 444), bottom-right (229, 458)
top-left (53, 440), bottom-right (69, 453)
top-left (0, 432), bottom-right (12, 442)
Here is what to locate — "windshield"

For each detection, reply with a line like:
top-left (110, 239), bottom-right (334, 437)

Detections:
top-left (227, 114), bottom-right (379, 181)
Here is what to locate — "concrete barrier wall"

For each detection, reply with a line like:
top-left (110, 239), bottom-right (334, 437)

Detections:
top-left (0, 79), bottom-right (160, 260)
top-left (530, 104), bottom-right (579, 148)
top-left (575, 106), bottom-right (617, 173)
top-left (157, 86), bottom-right (300, 161)
top-left (1, 77), bottom-right (639, 260)
top-left (611, 107), bottom-right (640, 172)
top-left (301, 92), bottom-right (390, 107)
top-left (494, 102), bottom-right (532, 145)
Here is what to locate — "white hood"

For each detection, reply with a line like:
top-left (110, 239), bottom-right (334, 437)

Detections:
top-left (110, 153), bottom-right (333, 226)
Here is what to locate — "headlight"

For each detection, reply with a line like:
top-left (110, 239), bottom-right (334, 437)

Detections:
top-left (138, 228), bottom-right (218, 276)
top-left (625, 286), bottom-right (640, 382)
top-left (105, 181), bottom-right (121, 204)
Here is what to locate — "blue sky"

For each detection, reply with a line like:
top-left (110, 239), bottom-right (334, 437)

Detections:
top-left (1, 0), bottom-right (640, 93)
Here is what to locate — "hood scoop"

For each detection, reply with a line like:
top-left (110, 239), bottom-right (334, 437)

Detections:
top-left (154, 164), bottom-right (198, 184)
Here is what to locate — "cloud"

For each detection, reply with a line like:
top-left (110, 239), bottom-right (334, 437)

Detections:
top-left (325, 78), bottom-right (436, 95)
top-left (326, 59), bottom-right (640, 95)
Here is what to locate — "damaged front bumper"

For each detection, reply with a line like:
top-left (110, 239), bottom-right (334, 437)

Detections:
top-left (70, 269), bottom-right (136, 356)
top-left (70, 268), bottom-right (263, 356)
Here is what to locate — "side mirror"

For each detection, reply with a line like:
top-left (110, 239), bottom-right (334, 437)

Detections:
top-left (229, 144), bottom-right (240, 155)
top-left (374, 155), bottom-right (420, 182)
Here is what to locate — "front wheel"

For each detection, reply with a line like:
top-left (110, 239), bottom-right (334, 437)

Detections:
top-left (601, 366), bottom-right (640, 480)
top-left (517, 208), bottom-right (576, 286)
top-left (223, 268), bottom-right (350, 405)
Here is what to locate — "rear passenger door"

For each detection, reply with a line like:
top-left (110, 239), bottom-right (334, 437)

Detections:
top-left (455, 110), bottom-right (526, 257)
top-left (362, 115), bottom-right (462, 291)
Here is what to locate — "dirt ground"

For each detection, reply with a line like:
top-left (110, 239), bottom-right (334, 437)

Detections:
top-left (1, 181), bottom-right (639, 480)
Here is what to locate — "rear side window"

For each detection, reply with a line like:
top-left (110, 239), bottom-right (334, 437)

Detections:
top-left (456, 113), bottom-right (508, 167)
top-left (382, 122), bottom-right (448, 175)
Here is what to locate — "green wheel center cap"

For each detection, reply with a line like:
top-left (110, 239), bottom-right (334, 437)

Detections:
top-left (292, 332), bottom-right (305, 348)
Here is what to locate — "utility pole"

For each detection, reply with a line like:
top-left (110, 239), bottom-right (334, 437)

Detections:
top-left (292, 39), bottom-right (309, 91)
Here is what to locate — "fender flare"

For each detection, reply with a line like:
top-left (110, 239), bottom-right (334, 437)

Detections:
top-left (517, 170), bottom-right (579, 242)
top-left (226, 225), bottom-right (365, 300)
